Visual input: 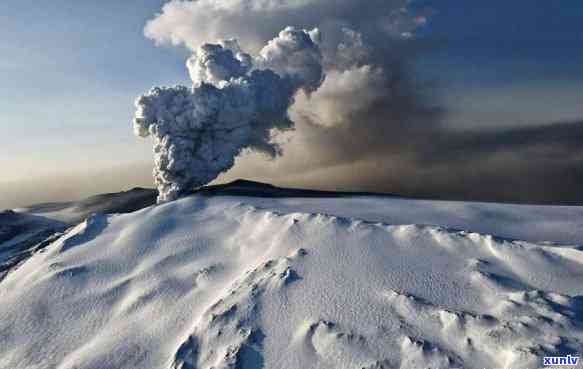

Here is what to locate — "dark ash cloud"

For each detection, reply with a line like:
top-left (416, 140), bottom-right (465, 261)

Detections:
top-left (232, 119), bottom-right (583, 205)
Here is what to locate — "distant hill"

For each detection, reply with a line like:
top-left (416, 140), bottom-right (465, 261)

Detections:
top-left (198, 179), bottom-right (401, 199)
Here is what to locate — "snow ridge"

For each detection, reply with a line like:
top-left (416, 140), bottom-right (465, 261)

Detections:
top-left (172, 252), bottom-right (303, 369)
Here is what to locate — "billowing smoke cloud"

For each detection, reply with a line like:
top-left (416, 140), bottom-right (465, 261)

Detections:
top-left (134, 27), bottom-right (323, 202)
top-left (138, 0), bottom-right (583, 205)
top-left (137, 0), bottom-right (436, 202)
top-left (144, 0), bottom-right (429, 52)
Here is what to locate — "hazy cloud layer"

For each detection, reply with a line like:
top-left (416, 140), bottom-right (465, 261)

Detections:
top-left (217, 119), bottom-right (583, 205)
top-left (0, 163), bottom-right (154, 211)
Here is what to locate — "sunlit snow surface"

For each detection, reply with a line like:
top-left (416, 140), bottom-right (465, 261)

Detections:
top-left (1, 193), bottom-right (583, 369)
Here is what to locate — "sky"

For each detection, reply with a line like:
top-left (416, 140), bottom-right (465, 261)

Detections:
top-left (1, 1), bottom-right (187, 180)
top-left (1, 0), bottom-right (582, 208)
top-left (420, 0), bottom-right (583, 128)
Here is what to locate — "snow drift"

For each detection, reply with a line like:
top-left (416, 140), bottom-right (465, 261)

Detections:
top-left (1, 193), bottom-right (583, 369)
top-left (134, 27), bottom-right (323, 203)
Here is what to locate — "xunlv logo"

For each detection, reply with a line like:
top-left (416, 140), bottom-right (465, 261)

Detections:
top-left (544, 355), bottom-right (580, 366)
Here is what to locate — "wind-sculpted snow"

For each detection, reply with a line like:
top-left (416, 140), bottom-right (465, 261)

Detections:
top-left (1, 195), bottom-right (583, 369)
top-left (172, 254), bottom-right (302, 369)
top-left (134, 27), bottom-right (323, 203)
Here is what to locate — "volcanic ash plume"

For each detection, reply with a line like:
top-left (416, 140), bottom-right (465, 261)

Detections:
top-left (133, 27), bottom-right (324, 203)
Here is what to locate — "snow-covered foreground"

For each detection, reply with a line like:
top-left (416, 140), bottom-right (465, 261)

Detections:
top-left (1, 194), bottom-right (583, 369)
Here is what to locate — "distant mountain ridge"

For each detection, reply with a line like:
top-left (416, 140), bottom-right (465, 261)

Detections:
top-left (11, 179), bottom-right (403, 224)
top-left (198, 179), bottom-right (401, 199)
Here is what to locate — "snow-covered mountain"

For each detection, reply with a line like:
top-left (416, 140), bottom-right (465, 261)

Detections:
top-left (1, 181), bottom-right (583, 369)
top-left (0, 187), bottom-right (157, 282)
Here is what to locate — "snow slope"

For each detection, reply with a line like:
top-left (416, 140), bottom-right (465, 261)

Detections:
top-left (0, 210), bottom-right (66, 282)
top-left (1, 193), bottom-right (583, 369)
top-left (1, 187), bottom-right (157, 283)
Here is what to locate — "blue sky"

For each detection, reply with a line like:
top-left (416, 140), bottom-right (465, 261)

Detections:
top-left (421, 0), bottom-right (583, 80)
top-left (417, 0), bottom-right (583, 128)
top-left (1, 0), bottom-right (189, 181)
top-left (1, 0), bottom-right (582, 186)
